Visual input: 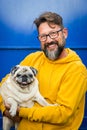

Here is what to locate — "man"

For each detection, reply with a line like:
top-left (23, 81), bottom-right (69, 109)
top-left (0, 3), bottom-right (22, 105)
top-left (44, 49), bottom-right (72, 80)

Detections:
top-left (0, 12), bottom-right (87, 130)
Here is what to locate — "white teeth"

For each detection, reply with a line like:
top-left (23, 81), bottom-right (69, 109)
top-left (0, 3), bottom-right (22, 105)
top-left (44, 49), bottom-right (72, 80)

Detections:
top-left (48, 44), bottom-right (56, 48)
top-left (50, 44), bottom-right (54, 46)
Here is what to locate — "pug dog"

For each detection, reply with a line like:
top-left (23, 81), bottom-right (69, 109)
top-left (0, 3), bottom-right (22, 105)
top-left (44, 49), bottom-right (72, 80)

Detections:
top-left (0, 65), bottom-right (57, 130)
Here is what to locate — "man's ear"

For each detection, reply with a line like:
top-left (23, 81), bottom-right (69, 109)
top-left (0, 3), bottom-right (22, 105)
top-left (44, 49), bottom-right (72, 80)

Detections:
top-left (63, 28), bottom-right (68, 39)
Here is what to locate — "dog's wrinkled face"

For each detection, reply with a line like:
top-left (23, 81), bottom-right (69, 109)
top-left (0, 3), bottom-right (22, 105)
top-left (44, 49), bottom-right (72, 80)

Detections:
top-left (10, 65), bottom-right (37, 88)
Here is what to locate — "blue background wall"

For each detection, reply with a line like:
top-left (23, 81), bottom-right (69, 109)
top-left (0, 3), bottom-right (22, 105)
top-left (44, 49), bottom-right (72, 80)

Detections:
top-left (0, 0), bottom-right (87, 129)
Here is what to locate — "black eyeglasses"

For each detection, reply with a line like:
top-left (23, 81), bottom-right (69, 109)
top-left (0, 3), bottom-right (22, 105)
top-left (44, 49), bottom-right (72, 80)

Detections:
top-left (38, 28), bottom-right (63, 42)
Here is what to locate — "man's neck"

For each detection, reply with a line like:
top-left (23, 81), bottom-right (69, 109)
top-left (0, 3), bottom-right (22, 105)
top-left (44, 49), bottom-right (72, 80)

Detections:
top-left (58, 49), bottom-right (68, 59)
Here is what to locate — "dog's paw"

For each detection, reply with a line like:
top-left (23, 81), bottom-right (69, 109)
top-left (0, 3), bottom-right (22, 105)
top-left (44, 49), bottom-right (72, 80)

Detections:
top-left (49, 103), bottom-right (59, 106)
top-left (9, 107), bottom-right (17, 117)
top-left (9, 109), bottom-right (16, 117)
top-left (54, 103), bottom-right (59, 106)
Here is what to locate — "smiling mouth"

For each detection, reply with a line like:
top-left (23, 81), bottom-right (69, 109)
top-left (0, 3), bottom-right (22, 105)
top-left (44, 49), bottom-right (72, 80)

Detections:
top-left (17, 81), bottom-right (33, 86)
top-left (47, 44), bottom-right (58, 50)
top-left (48, 44), bottom-right (56, 48)
top-left (45, 42), bottom-right (58, 49)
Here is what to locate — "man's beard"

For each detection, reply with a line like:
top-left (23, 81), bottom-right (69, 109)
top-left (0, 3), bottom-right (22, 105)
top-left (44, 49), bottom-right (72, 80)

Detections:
top-left (42, 40), bottom-right (65, 60)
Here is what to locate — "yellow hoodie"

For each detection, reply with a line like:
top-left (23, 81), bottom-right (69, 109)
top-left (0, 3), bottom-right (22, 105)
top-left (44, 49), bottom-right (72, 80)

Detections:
top-left (0, 48), bottom-right (87, 130)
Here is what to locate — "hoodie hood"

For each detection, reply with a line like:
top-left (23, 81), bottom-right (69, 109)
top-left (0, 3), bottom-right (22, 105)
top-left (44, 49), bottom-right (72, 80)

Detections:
top-left (43, 48), bottom-right (82, 64)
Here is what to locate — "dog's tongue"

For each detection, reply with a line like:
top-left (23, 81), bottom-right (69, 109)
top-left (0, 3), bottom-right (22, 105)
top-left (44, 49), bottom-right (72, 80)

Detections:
top-left (17, 81), bottom-right (28, 85)
top-left (22, 82), bottom-right (28, 85)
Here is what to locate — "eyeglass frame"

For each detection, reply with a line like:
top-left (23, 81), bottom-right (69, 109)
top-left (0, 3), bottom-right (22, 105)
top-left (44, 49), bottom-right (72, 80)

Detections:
top-left (38, 28), bottom-right (63, 42)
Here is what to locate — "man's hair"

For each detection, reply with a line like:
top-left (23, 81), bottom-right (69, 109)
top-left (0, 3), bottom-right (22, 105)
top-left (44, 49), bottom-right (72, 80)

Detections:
top-left (34, 12), bottom-right (64, 29)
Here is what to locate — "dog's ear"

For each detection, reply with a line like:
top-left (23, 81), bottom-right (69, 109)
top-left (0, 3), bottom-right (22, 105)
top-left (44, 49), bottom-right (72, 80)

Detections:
top-left (30, 67), bottom-right (38, 76)
top-left (11, 65), bottom-right (20, 75)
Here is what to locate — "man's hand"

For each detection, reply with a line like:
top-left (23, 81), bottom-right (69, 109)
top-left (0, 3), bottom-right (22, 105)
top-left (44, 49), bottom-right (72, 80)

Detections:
top-left (3, 104), bottom-right (21, 122)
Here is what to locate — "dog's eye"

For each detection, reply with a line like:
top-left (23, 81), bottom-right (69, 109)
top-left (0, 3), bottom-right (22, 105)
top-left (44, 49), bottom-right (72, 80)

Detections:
top-left (17, 74), bottom-right (21, 77)
top-left (29, 74), bottom-right (33, 78)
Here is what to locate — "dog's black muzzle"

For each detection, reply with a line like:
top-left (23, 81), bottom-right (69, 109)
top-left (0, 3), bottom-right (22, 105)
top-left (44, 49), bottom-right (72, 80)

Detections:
top-left (22, 75), bottom-right (28, 82)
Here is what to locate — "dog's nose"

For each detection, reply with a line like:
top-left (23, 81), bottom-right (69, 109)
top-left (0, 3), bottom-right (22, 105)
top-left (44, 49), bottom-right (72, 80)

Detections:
top-left (22, 75), bottom-right (27, 82)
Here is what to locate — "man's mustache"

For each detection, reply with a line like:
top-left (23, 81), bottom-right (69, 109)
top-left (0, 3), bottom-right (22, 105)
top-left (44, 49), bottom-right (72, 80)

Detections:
top-left (44, 41), bottom-right (58, 48)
